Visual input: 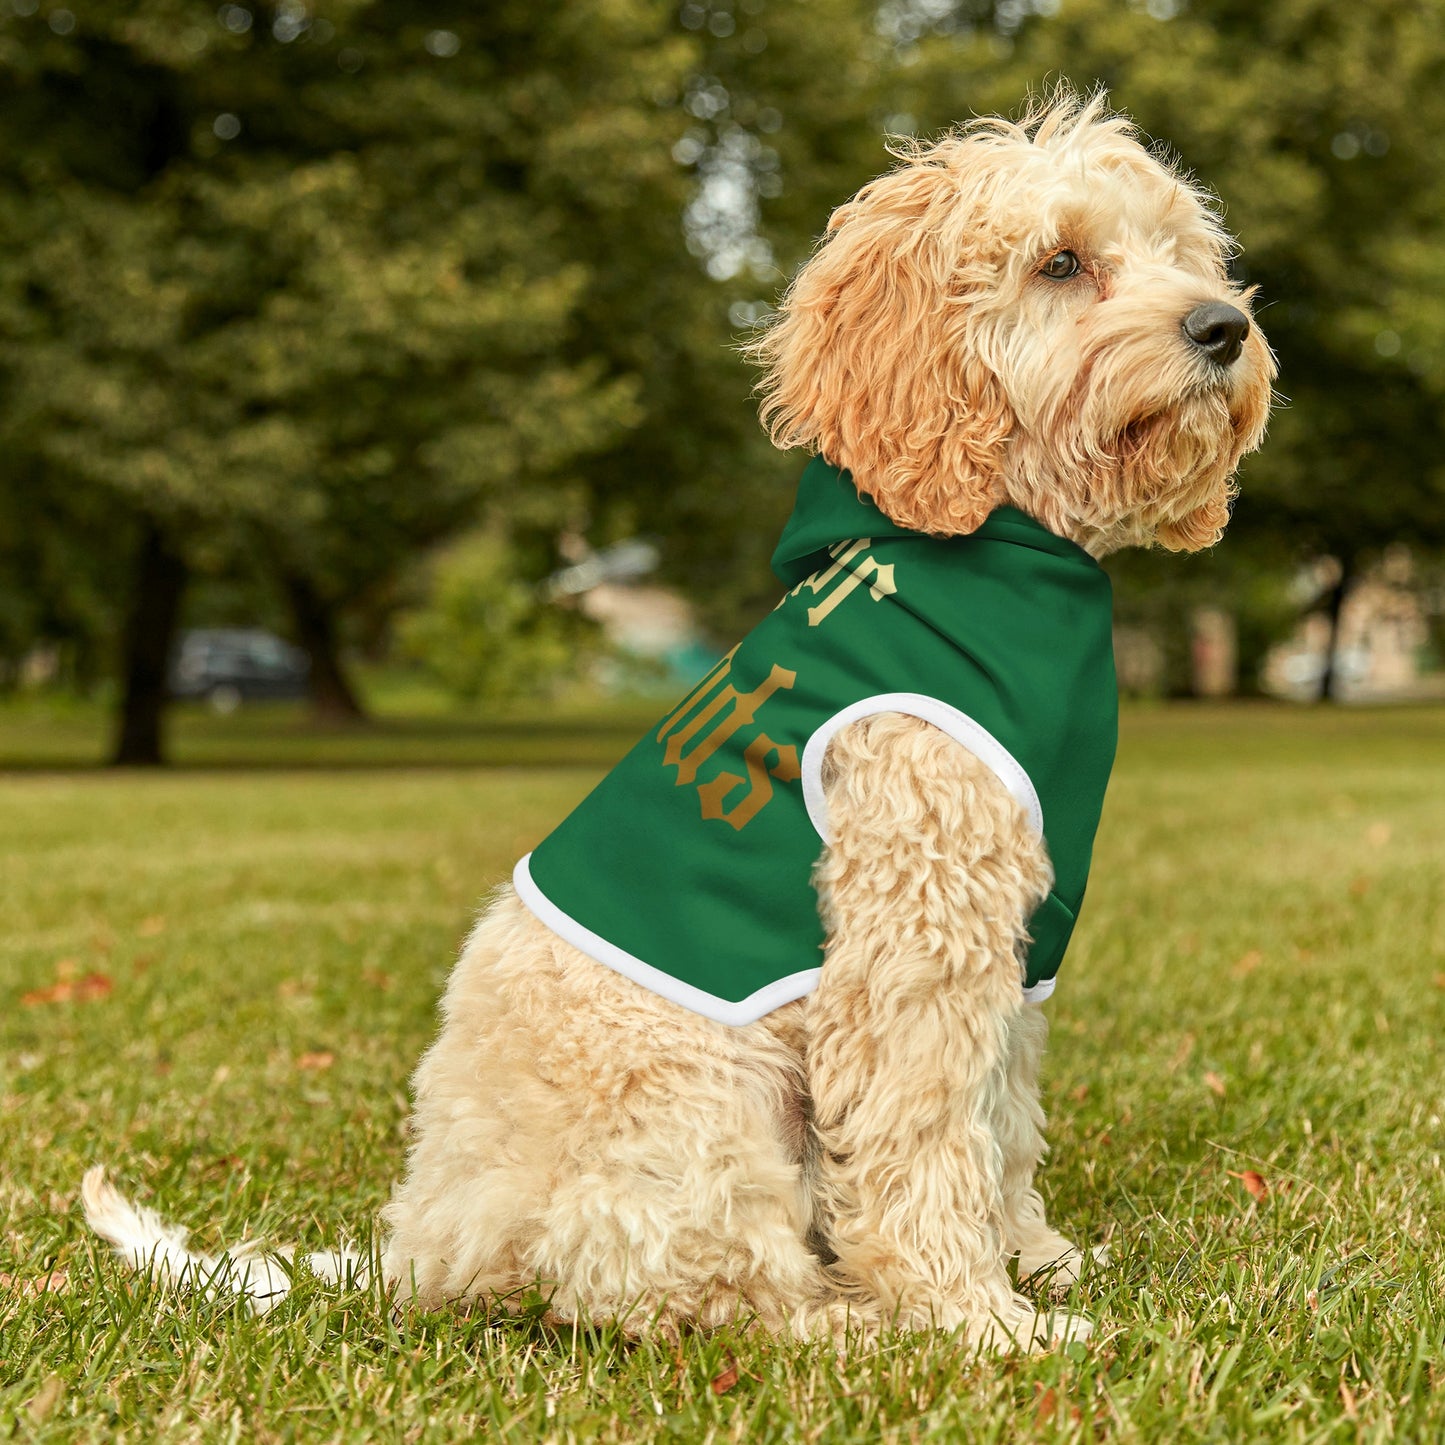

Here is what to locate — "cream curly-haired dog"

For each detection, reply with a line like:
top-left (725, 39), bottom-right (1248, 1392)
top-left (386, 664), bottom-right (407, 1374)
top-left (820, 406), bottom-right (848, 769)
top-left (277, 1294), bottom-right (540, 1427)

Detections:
top-left (85, 91), bottom-right (1273, 1351)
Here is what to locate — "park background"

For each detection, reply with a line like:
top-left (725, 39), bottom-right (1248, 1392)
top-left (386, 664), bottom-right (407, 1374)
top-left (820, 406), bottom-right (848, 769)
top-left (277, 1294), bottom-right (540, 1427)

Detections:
top-left (2, 2), bottom-right (1443, 1442)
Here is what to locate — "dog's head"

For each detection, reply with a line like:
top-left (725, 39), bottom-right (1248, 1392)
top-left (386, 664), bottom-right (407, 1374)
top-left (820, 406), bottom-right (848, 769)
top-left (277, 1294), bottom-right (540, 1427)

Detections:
top-left (750, 89), bottom-right (1275, 554)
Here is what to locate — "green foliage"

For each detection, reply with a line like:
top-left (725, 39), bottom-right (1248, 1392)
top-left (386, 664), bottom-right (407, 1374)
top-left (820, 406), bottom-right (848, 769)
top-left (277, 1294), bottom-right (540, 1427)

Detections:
top-left (2, 704), bottom-right (1444, 1438)
top-left (397, 532), bottom-right (595, 704)
top-left (0, 1), bottom-right (684, 616)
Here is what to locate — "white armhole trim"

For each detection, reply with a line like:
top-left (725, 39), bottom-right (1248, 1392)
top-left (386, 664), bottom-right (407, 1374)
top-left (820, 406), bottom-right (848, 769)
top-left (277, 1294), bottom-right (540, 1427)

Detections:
top-left (801, 694), bottom-right (1053, 1004)
top-left (511, 853), bottom-right (822, 1028)
top-left (800, 692), bottom-right (1044, 843)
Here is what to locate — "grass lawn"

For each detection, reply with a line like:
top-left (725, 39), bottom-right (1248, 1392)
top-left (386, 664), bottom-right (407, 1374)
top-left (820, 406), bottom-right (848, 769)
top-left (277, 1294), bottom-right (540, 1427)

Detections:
top-left (2, 701), bottom-right (1443, 1442)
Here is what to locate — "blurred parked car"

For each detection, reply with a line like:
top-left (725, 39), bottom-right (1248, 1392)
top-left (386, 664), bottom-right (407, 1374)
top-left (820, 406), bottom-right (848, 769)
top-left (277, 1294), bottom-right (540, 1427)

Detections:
top-left (169, 629), bottom-right (310, 712)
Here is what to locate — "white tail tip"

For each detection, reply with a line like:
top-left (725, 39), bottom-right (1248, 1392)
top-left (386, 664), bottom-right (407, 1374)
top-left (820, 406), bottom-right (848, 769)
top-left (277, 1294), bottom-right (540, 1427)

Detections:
top-left (81, 1166), bottom-right (368, 1315)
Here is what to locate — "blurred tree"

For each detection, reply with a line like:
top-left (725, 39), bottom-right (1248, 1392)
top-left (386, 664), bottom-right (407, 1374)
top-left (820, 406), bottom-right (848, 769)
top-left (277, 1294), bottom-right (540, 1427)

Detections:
top-left (396, 528), bottom-right (596, 704)
top-left (0, 1), bottom-right (691, 758)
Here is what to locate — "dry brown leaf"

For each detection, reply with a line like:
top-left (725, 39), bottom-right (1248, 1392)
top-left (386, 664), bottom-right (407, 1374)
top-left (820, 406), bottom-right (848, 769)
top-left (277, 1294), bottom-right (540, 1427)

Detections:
top-left (21, 972), bottom-right (112, 1007)
top-left (710, 1358), bottom-right (740, 1396)
top-left (296, 1051), bottom-right (335, 1072)
top-left (1070, 1084), bottom-right (1089, 1103)
top-left (138, 915), bottom-right (167, 937)
top-left (21, 982), bottom-right (69, 1006)
top-left (1232, 950), bottom-right (1263, 977)
top-left (1228, 1169), bottom-right (1268, 1201)
top-left (1433, 973), bottom-right (1445, 990)
top-left (361, 969), bottom-right (394, 992)
top-left (1204, 1071), bottom-right (1227, 1098)
top-left (0, 1268), bottom-right (69, 1298)
top-left (1348, 876), bottom-right (1372, 899)
top-left (1034, 1386), bottom-right (1058, 1426)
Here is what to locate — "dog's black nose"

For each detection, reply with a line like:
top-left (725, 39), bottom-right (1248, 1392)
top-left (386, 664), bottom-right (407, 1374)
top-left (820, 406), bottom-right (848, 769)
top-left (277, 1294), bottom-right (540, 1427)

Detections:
top-left (1182, 302), bottom-right (1251, 367)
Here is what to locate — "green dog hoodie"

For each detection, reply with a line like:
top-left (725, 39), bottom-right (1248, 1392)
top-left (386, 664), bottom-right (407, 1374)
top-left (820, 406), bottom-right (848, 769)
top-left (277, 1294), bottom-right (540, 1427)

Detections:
top-left (515, 457), bottom-right (1119, 1025)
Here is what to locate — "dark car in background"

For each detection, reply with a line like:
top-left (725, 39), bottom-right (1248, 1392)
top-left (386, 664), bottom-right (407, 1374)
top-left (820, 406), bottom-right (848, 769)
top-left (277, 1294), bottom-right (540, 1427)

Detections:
top-left (169, 629), bottom-right (310, 712)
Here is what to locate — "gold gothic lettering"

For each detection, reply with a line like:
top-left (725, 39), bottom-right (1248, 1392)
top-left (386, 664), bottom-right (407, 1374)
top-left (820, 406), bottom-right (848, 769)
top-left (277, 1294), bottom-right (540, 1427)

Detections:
top-left (655, 651), bottom-right (801, 827)
top-left (782, 539), bottom-right (897, 627)
top-left (696, 733), bottom-right (803, 832)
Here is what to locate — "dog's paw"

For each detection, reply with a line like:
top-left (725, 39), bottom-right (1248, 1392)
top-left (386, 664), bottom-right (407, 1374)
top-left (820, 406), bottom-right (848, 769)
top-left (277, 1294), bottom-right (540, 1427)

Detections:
top-left (1018, 1239), bottom-right (1110, 1294)
top-left (970, 1297), bottom-right (1093, 1353)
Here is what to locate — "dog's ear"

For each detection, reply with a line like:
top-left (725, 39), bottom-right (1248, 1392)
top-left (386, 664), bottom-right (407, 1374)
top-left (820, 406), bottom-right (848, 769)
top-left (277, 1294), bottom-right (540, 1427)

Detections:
top-left (750, 151), bottom-right (1012, 536)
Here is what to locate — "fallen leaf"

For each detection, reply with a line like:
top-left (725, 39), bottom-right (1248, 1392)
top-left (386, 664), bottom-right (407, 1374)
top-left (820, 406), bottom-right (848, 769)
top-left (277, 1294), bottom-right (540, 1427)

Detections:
top-left (21, 972), bottom-right (112, 1007)
top-left (1204, 1071), bottom-right (1227, 1098)
top-left (296, 1051), bottom-right (335, 1072)
top-left (138, 915), bottom-right (167, 937)
top-left (1348, 876), bottom-right (1372, 899)
top-left (1433, 973), bottom-right (1445, 990)
top-left (21, 982), bottom-right (70, 1006)
top-left (1034, 1386), bottom-right (1058, 1425)
top-left (1232, 950), bottom-right (1263, 977)
top-left (1069, 1084), bottom-right (1089, 1103)
top-left (710, 1358), bottom-right (739, 1395)
top-left (1228, 1169), bottom-right (1268, 1201)
top-left (0, 1268), bottom-right (69, 1298)
top-left (361, 968), bottom-right (394, 992)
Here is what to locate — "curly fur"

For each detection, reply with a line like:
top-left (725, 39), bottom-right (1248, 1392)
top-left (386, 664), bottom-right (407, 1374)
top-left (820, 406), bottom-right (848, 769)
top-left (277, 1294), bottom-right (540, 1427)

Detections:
top-left (85, 87), bottom-right (1272, 1354)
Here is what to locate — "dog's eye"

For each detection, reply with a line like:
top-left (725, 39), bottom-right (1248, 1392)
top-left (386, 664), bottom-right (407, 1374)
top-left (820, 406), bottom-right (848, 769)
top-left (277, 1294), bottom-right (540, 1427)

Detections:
top-left (1040, 250), bottom-right (1081, 280)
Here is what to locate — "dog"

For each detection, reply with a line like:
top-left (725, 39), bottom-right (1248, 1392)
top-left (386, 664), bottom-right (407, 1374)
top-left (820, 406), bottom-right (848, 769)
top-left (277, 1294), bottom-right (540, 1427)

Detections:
top-left (85, 89), bottom-right (1274, 1351)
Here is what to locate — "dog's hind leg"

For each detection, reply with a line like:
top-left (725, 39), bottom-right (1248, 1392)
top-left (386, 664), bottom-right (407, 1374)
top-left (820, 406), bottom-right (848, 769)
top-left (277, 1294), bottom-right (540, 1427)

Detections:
top-left (805, 713), bottom-right (1091, 1350)
top-left (383, 894), bottom-right (835, 1339)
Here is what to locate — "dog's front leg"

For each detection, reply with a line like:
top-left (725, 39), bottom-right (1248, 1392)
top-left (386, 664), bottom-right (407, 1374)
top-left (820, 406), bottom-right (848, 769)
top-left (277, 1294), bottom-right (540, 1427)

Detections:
top-left (994, 1004), bottom-right (1097, 1290)
top-left (805, 712), bottom-right (1088, 1350)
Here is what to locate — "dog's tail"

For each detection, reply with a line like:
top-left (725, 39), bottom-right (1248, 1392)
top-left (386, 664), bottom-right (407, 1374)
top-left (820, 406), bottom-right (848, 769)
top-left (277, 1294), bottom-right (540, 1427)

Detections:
top-left (81, 1166), bottom-right (368, 1315)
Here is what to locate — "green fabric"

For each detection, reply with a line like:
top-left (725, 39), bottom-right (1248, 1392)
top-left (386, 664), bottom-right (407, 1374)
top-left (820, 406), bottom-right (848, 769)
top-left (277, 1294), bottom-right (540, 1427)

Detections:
top-left (521, 457), bottom-right (1118, 1023)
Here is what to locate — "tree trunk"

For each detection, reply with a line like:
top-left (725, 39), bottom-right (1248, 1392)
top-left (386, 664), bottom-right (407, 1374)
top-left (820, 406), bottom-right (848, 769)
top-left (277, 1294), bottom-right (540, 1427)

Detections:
top-left (111, 521), bottom-right (187, 766)
top-left (283, 572), bottom-right (366, 724)
top-left (1317, 554), bottom-right (1355, 703)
